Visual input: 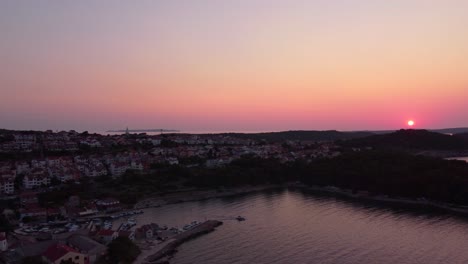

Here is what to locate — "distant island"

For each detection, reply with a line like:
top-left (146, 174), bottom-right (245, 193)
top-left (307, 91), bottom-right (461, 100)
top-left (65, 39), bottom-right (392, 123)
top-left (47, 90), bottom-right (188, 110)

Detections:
top-left (106, 128), bottom-right (180, 133)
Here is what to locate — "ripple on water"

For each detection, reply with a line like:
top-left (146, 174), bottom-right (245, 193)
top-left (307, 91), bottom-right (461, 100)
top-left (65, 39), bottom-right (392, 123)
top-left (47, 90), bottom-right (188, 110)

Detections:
top-left (136, 189), bottom-right (468, 264)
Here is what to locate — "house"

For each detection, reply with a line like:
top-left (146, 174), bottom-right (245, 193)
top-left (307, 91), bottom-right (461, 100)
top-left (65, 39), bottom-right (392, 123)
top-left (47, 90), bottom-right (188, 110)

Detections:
top-left (0, 232), bottom-right (7, 251)
top-left (31, 159), bottom-right (47, 169)
top-left (87, 163), bottom-right (107, 177)
top-left (165, 157), bottom-right (179, 165)
top-left (48, 166), bottom-right (80, 183)
top-left (23, 168), bottom-right (51, 189)
top-left (46, 156), bottom-right (64, 167)
top-left (108, 162), bottom-right (131, 177)
top-left (0, 177), bottom-right (15, 194)
top-left (79, 139), bottom-right (101, 148)
top-left (13, 134), bottom-right (36, 152)
top-left (42, 244), bottom-right (89, 264)
top-left (130, 160), bottom-right (144, 170)
top-left (135, 225), bottom-right (153, 240)
top-left (96, 198), bottom-right (121, 212)
top-left (67, 234), bottom-right (106, 264)
top-left (14, 240), bottom-right (57, 260)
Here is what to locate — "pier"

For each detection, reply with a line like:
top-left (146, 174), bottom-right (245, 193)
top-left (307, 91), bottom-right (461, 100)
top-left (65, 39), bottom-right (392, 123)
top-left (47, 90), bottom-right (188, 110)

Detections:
top-left (143, 220), bottom-right (223, 263)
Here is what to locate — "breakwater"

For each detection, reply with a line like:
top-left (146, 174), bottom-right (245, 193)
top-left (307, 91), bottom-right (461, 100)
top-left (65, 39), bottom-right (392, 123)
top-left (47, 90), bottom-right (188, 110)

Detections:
top-left (145, 220), bottom-right (223, 263)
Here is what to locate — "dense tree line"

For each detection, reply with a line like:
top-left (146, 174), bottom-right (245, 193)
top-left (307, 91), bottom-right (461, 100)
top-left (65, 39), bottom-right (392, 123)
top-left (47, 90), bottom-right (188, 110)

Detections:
top-left (300, 150), bottom-right (468, 204)
top-left (220, 130), bottom-right (373, 143)
top-left (180, 151), bottom-right (468, 205)
top-left (37, 150), bottom-right (468, 207)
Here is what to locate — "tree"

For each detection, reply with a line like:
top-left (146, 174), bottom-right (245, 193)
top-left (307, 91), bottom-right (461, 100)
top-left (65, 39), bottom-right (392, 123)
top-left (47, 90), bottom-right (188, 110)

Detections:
top-left (0, 215), bottom-right (12, 232)
top-left (106, 237), bottom-right (141, 264)
top-left (14, 174), bottom-right (24, 191)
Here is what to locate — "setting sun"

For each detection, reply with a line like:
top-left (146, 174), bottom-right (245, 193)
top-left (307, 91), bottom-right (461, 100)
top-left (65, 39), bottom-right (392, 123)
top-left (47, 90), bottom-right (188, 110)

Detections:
top-left (407, 120), bottom-right (415, 127)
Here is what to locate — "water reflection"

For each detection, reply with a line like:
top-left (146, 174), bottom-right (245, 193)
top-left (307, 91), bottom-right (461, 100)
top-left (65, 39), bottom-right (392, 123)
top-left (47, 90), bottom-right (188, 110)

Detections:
top-left (134, 189), bottom-right (468, 264)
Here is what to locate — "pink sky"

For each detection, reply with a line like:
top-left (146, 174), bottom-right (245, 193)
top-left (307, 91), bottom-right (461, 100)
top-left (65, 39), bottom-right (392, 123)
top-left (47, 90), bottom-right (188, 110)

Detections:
top-left (1, 1), bottom-right (467, 132)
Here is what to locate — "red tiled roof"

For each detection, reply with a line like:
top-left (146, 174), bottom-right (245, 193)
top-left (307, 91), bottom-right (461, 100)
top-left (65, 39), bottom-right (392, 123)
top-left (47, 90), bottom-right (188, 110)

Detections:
top-left (42, 244), bottom-right (79, 262)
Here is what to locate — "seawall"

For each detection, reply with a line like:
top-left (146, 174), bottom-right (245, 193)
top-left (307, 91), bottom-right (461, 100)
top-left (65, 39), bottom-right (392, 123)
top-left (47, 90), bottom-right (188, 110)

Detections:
top-left (145, 220), bottom-right (223, 263)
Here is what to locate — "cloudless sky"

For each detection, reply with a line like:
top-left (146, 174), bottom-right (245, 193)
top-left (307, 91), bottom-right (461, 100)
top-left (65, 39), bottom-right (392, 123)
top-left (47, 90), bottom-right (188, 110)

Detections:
top-left (1, 0), bottom-right (467, 132)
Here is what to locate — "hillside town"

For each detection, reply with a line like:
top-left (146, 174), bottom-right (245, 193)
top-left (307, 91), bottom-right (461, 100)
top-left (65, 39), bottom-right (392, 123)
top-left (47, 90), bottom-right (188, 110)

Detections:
top-left (0, 130), bottom-right (340, 263)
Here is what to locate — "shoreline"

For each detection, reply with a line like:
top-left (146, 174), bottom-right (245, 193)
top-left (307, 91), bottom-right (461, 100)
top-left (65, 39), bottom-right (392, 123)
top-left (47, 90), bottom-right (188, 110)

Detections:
top-left (130, 183), bottom-right (468, 263)
top-left (291, 183), bottom-right (468, 216)
top-left (133, 183), bottom-right (468, 217)
top-left (133, 184), bottom-right (284, 209)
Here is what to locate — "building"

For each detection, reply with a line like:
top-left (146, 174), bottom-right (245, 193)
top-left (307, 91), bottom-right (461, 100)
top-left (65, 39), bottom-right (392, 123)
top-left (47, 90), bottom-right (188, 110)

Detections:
top-left (67, 234), bottom-right (106, 264)
top-left (23, 168), bottom-right (51, 189)
top-left (108, 162), bottom-right (131, 177)
top-left (0, 177), bottom-right (14, 194)
top-left (0, 232), bottom-right (7, 251)
top-left (96, 198), bottom-right (121, 212)
top-left (41, 244), bottom-right (89, 264)
top-left (135, 225), bottom-right (154, 240)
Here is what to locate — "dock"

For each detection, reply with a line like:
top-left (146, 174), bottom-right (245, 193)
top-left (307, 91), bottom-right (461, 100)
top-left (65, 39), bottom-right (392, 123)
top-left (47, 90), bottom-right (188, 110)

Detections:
top-left (144, 220), bottom-right (223, 263)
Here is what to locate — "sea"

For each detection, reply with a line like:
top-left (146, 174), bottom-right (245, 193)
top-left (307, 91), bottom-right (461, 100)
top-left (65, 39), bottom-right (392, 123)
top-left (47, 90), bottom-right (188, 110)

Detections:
top-left (130, 189), bottom-right (468, 264)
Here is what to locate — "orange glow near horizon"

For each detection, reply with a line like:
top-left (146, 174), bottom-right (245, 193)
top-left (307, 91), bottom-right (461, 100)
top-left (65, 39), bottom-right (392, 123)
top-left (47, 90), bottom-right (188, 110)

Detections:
top-left (408, 120), bottom-right (415, 127)
top-left (1, 1), bottom-right (468, 131)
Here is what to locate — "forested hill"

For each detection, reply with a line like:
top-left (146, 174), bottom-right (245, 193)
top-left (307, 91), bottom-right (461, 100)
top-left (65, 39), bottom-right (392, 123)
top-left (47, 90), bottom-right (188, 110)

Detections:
top-left (455, 132), bottom-right (468, 142)
top-left (340, 129), bottom-right (468, 150)
top-left (300, 150), bottom-right (468, 204)
top-left (219, 130), bottom-right (374, 142)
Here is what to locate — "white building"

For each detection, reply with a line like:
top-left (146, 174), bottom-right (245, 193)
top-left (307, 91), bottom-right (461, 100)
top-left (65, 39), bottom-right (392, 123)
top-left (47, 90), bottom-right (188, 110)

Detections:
top-left (0, 232), bottom-right (7, 251)
top-left (0, 178), bottom-right (14, 194)
top-left (23, 173), bottom-right (51, 189)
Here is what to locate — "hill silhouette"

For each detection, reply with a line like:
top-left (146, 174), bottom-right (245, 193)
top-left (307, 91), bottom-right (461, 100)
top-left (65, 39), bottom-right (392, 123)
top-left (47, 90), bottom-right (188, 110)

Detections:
top-left (222, 130), bottom-right (374, 142)
top-left (454, 132), bottom-right (468, 143)
top-left (341, 129), bottom-right (468, 150)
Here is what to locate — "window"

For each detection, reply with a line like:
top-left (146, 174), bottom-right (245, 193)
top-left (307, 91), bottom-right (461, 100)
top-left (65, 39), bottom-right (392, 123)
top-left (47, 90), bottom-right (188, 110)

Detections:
top-left (75, 256), bottom-right (79, 260)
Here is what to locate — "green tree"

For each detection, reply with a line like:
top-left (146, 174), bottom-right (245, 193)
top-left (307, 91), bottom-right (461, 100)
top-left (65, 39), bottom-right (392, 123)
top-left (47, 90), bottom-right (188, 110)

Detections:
top-left (0, 215), bottom-right (12, 232)
top-left (107, 237), bottom-right (141, 264)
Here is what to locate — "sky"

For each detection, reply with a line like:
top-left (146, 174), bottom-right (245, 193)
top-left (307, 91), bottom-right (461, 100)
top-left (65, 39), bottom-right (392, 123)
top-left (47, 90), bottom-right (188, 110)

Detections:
top-left (1, 0), bottom-right (467, 132)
